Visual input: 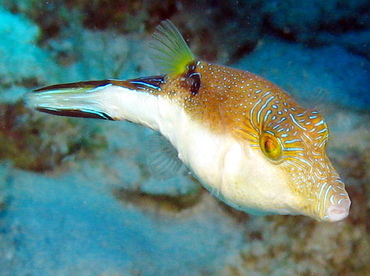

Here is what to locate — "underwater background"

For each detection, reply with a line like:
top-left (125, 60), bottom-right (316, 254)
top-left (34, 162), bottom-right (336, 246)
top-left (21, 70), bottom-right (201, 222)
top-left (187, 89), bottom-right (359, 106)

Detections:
top-left (0, 0), bottom-right (369, 275)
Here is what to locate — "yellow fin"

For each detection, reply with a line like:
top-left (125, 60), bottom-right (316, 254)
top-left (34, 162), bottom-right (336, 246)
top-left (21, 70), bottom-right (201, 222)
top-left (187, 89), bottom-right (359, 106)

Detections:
top-left (151, 20), bottom-right (196, 78)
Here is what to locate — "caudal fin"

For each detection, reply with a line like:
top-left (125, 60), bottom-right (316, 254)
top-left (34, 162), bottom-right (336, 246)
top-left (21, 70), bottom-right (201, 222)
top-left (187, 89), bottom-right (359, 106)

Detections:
top-left (24, 76), bottom-right (166, 122)
top-left (24, 80), bottom-right (123, 120)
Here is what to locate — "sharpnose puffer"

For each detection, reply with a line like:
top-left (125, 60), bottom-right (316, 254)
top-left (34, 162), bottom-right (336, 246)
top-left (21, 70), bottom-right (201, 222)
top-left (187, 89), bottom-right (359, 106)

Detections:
top-left (25, 20), bottom-right (350, 222)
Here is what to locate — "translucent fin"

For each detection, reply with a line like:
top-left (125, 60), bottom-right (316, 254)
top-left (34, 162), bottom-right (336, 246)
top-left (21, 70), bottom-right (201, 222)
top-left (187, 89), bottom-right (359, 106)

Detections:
top-left (306, 88), bottom-right (328, 111)
top-left (144, 133), bottom-right (183, 180)
top-left (150, 20), bottom-right (196, 78)
top-left (24, 80), bottom-right (119, 120)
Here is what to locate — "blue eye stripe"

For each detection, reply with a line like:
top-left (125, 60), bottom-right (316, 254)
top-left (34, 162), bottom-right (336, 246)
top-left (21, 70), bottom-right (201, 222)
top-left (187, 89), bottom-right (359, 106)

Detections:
top-left (317, 128), bottom-right (328, 133)
top-left (257, 95), bottom-right (275, 123)
top-left (263, 109), bottom-right (272, 123)
top-left (285, 139), bottom-right (301, 144)
top-left (314, 120), bottom-right (325, 126)
top-left (289, 113), bottom-right (307, 130)
top-left (277, 117), bottom-right (286, 123)
top-left (284, 147), bottom-right (304, 151)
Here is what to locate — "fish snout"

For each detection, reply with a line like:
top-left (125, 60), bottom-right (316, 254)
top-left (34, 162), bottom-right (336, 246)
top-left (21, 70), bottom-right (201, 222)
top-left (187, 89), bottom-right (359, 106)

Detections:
top-left (307, 171), bottom-right (351, 222)
top-left (309, 160), bottom-right (351, 222)
top-left (326, 197), bottom-right (351, 222)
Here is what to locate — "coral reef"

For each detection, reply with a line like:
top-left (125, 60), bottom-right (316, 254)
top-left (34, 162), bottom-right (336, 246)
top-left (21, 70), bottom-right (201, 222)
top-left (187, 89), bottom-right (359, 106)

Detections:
top-left (0, 102), bottom-right (107, 171)
top-left (0, 6), bottom-right (60, 103)
top-left (4, 0), bottom-right (369, 62)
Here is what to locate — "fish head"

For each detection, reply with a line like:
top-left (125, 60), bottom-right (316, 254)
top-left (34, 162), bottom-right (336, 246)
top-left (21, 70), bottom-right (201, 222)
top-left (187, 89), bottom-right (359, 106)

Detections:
top-left (248, 105), bottom-right (351, 222)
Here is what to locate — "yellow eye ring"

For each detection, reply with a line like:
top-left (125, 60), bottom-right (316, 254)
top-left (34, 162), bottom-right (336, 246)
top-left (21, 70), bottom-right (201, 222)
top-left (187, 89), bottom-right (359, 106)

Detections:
top-left (260, 132), bottom-right (283, 162)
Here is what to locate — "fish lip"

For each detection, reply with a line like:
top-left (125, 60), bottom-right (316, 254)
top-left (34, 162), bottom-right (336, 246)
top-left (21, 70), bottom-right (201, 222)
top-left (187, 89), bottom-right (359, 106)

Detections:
top-left (324, 198), bottom-right (351, 222)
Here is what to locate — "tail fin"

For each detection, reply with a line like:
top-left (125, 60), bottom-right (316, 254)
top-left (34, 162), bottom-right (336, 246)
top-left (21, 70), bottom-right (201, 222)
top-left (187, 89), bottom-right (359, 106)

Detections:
top-left (24, 80), bottom-right (118, 120)
top-left (24, 75), bottom-right (165, 125)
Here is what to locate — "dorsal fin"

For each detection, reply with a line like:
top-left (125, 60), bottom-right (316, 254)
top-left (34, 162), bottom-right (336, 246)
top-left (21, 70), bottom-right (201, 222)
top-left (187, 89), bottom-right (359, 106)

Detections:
top-left (150, 20), bottom-right (196, 78)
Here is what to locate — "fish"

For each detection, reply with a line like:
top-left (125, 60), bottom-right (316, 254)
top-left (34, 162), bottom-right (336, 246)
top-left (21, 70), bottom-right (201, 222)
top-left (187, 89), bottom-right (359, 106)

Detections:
top-left (24, 20), bottom-right (351, 222)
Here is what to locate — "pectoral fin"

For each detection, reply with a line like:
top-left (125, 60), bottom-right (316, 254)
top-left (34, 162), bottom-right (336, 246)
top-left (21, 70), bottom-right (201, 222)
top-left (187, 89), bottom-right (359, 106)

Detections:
top-left (144, 133), bottom-right (184, 180)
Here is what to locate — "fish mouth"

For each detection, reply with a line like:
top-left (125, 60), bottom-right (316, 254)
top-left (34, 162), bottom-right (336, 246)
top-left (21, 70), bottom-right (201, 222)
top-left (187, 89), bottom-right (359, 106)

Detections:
top-left (325, 198), bottom-right (351, 222)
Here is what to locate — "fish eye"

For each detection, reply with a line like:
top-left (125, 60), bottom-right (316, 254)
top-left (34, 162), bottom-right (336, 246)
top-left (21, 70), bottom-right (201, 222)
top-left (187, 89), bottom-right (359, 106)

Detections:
top-left (184, 61), bottom-right (201, 96)
top-left (260, 132), bottom-right (283, 162)
top-left (187, 72), bottom-right (201, 95)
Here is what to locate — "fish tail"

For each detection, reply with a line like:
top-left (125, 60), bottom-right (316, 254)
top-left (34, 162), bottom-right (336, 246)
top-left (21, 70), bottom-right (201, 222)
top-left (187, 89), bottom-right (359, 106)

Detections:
top-left (24, 76), bottom-right (166, 130)
top-left (24, 80), bottom-right (119, 120)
